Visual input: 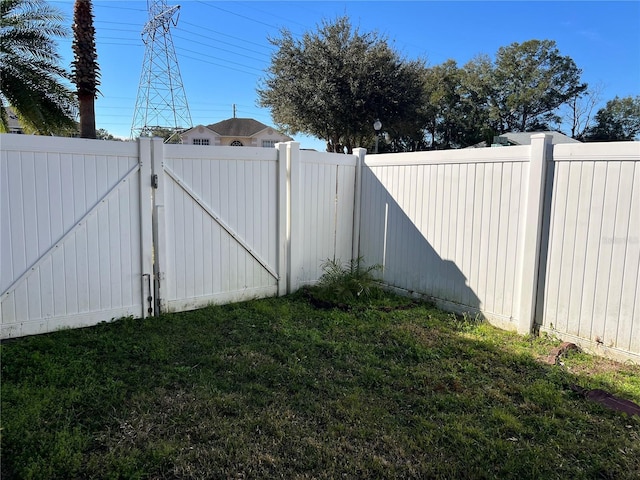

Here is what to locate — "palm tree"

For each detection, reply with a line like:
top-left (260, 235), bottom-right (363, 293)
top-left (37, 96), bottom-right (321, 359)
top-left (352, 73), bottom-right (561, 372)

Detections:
top-left (72, 0), bottom-right (99, 139)
top-left (0, 0), bottom-right (77, 134)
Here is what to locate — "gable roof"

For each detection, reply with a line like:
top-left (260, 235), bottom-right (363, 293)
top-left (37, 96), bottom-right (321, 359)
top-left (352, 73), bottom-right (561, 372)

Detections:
top-left (207, 118), bottom-right (272, 137)
top-left (500, 131), bottom-right (581, 145)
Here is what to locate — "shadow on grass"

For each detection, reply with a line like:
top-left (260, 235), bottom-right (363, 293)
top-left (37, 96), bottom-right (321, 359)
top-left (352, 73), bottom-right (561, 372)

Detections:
top-left (2, 295), bottom-right (639, 480)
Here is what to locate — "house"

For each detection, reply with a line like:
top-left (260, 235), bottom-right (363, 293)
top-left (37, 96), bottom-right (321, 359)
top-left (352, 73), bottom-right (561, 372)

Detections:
top-left (468, 131), bottom-right (581, 148)
top-left (179, 118), bottom-right (292, 147)
top-left (495, 131), bottom-right (581, 146)
top-left (3, 107), bottom-right (24, 134)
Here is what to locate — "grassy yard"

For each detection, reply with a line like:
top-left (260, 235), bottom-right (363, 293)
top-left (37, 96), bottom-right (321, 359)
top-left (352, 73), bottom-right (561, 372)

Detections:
top-left (2, 291), bottom-right (639, 479)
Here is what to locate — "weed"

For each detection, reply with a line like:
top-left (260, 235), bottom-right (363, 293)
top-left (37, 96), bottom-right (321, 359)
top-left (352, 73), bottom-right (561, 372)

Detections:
top-left (447, 311), bottom-right (484, 332)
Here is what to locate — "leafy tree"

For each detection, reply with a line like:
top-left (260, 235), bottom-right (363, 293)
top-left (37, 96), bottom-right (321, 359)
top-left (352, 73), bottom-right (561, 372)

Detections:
top-left (488, 39), bottom-right (586, 133)
top-left (583, 96), bottom-right (640, 141)
top-left (0, 0), bottom-right (77, 134)
top-left (420, 59), bottom-right (493, 149)
top-left (72, 0), bottom-right (99, 139)
top-left (148, 126), bottom-right (182, 143)
top-left (258, 16), bottom-right (426, 153)
top-left (458, 56), bottom-right (497, 146)
top-left (422, 60), bottom-right (461, 148)
top-left (95, 128), bottom-right (123, 141)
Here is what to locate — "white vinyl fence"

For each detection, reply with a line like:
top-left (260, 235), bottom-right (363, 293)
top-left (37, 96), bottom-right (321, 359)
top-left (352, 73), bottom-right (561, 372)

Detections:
top-left (537, 142), bottom-right (640, 361)
top-left (359, 146), bottom-right (531, 332)
top-left (357, 136), bottom-right (640, 362)
top-left (2, 133), bottom-right (639, 362)
top-left (1, 135), bottom-right (356, 338)
top-left (290, 147), bottom-right (357, 289)
top-left (0, 135), bottom-right (153, 338)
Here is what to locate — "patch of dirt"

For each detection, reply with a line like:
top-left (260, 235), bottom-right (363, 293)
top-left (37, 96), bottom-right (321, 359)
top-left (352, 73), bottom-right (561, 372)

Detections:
top-left (566, 355), bottom-right (640, 376)
top-left (396, 323), bottom-right (442, 347)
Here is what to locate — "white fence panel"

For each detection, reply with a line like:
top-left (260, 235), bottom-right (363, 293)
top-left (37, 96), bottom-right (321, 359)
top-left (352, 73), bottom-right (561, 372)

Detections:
top-left (156, 143), bottom-right (281, 312)
top-left (539, 142), bottom-right (640, 361)
top-left (1, 135), bottom-right (152, 338)
top-left (290, 149), bottom-right (357, 289)
top-left (359, 147), bottom-right (531, 330)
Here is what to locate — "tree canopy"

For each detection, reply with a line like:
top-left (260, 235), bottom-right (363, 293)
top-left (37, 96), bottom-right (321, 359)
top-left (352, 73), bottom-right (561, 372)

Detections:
top-left (583, 96), bottom-right (640, 141)
top-left (0, 0), bottom-right (77, 134)
top-left (487, 39), bottom-right (587, 133)
top-left (421, 58), bottom-right (495, 149)
top-left (258, 17), bottom-right (637, 151)
top-left (258, 16), bottom-right (426, 153)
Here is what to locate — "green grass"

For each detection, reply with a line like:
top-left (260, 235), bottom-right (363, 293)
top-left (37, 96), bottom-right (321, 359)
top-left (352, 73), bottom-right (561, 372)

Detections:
top-left (2, 292), bottom-right (639, 479)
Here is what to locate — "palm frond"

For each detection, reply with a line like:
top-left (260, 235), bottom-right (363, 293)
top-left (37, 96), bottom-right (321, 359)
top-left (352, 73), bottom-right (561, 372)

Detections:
top-left (0, 0), bottom-right (77, 134)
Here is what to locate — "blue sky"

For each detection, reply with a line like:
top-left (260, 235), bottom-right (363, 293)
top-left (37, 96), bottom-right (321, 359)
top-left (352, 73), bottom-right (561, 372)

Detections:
top-left (51, 1), bottom-right (640, 148)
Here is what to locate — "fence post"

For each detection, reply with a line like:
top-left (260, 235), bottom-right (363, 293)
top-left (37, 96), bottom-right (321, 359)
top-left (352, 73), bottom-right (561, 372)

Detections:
top-left (150, 137), bottom-right (167, 314)
top-left (352, 148), bottom-right (366, 261)
top-left (286, 142), bottom-right (302, 293)
top-left (517, 133), bottom-right (552, 334)
top-left (138, 137), bottom-right (155, 318)
top-left (276, 142), bottom-right (289, 296)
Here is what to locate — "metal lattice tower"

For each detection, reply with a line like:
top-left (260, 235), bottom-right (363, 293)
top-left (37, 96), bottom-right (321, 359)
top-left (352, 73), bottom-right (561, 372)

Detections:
top-left (131, 0), bottom-right (192, 139)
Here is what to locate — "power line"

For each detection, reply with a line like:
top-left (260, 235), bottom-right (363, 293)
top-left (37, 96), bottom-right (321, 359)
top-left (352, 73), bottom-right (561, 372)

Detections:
top-left (195, 0), bottom-right (282, 31)
top-left (176, 49), bottom-right (261, 77)
top-left (180, 20), bottom-right (274, 53)
top-left (172, 32), bottom-right (268, 63)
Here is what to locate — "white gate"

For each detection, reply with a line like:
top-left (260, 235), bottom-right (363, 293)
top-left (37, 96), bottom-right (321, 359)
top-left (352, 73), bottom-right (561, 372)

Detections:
top-left (1, 135), bottom-right (154, 338)
top-left (151, 140), bottom-right (287, 313)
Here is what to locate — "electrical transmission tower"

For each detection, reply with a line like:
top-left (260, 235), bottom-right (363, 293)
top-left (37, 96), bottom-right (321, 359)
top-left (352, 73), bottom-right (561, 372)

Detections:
top-left (131, 0), bottom-right (192, 140)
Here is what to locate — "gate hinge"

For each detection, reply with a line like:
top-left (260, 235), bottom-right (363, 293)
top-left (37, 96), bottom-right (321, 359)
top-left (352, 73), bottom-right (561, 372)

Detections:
top-left (151, 174), bottom-right (158, 189)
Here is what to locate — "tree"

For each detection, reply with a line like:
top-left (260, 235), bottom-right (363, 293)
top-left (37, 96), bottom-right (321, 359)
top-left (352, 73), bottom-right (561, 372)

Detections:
top-left (488, 39), bottom-right (586, 133)
top-left (148, 127), bottom-right (182, 143)
top-left (0, 0), bottom-right (77, 134)
top-left (421, 59), bottom-right (492, 149)
top-left (258, 16), bottom-right (426, 153)
top-left (422, 60), bottom-right (461, 149)
top-left (72, 0), bottom-right (99, 139)
top-left (95, 128), bottom-right (123, 141)
top-left (458, 56), bottom-right (497, 146)
top-left (583, 96), bottom-right (640, 141)
top-left (562, 83), bottom-right (603, 140)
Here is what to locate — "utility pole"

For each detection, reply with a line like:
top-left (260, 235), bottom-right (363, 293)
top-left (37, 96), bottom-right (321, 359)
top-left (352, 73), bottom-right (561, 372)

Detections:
top-left (131, 0), bottom-right (192, 140)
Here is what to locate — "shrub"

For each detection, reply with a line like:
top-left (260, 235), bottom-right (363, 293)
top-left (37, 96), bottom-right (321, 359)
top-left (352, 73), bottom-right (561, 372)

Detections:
top-left (310, 257), bottom-right (382, 306)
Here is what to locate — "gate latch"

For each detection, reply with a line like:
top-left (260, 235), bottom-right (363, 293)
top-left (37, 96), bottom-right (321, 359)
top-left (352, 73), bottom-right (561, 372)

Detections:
top-left (151, 174), bottom-right (158, 189)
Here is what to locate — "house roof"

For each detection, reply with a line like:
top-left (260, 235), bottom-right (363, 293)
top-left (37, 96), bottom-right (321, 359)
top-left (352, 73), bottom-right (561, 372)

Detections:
top-left (206, 118), bottom-right (272, 137)
top-left (500, 131), bottom-right (581, 145)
